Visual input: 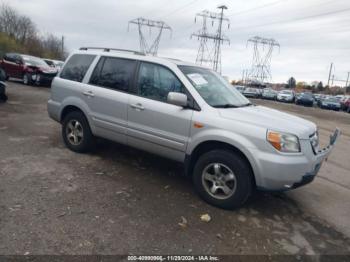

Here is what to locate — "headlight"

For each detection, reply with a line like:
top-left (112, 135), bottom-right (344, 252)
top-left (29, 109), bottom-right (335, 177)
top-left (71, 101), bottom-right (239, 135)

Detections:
top-left (310, 131), bottom-right (319, 153)
top-left (267, 130), bottom-right (301, 153)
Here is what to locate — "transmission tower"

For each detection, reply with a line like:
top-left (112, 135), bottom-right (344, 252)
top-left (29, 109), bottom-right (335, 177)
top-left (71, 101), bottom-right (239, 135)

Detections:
top-left (246, 36), bottom-right (280, 84)
top-left (191, 5), bottom-right (230, 74)
top-left (128, 17), bottom-right (172, 56)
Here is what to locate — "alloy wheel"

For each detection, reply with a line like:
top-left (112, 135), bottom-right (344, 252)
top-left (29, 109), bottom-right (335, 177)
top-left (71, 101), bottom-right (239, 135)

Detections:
top-left (202, 163), bottom-right (237, 200)
top-left (65, 119), bottom-right (84, 146)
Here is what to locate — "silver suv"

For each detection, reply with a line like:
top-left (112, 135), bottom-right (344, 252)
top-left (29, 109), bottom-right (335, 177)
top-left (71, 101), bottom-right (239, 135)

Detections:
top-left (48, 47), bottom-right (339, 209)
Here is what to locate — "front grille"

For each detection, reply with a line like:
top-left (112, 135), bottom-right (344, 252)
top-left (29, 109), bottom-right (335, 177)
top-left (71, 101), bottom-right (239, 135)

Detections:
top-left (310, 131), bottom-right (319, 154)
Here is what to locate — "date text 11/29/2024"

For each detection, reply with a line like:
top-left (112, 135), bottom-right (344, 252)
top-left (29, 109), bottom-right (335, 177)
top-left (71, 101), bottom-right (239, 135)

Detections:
top-left (127, 255), bottom-right (220, 261)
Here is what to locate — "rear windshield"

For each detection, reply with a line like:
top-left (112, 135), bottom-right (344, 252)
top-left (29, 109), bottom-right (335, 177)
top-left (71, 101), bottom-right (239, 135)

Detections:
top-left (60, 54), bottom-right (96, 82)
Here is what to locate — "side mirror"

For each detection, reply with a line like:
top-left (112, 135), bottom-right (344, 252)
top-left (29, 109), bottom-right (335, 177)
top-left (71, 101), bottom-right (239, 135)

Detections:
top-left (15, 60), bottom-right (22, 65)
top-left (167, 92), bottom-right (188, 107)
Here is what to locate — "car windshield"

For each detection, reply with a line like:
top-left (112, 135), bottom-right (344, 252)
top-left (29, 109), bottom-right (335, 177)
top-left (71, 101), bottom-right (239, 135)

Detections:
top-left (23, 56), bottom-right (48, 67)
top-left (178, 65), bottom-right (250, 108)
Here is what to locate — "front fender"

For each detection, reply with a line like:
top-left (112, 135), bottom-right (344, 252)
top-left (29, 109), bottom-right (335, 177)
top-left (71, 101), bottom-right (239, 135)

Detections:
top-left (187, 128), bottom-right (263, 186)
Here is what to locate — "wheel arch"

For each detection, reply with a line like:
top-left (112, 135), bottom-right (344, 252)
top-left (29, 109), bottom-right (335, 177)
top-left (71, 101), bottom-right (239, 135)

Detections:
top-left (185, 140), bottom-right (257, 187)
top-left (60, 105), bottom-right (85, 123)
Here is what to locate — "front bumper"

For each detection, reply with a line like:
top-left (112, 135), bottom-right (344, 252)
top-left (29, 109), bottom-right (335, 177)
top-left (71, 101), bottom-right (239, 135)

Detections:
top-left (256, 128), bottom-right (340, 191)
top-left (31, 73), bottom-right (57, 86)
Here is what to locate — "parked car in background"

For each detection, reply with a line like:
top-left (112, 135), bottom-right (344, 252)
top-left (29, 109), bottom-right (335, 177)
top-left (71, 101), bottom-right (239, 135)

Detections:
top-left (313, 94), bottom-right (321, 102)
top-left (319, 97), bottom-right (341, 111)
top-left (295, 92), bottom-right (303, 100)
top-left (262, 88), bottom-right (277, 100)
top-left (0, 68), bottom-right (7, 102)
top-left (0, 53), bottom-right (58, 86)
top-left (243, 87), bottom-right (260, 98)
top-left (334, 95), bottom-right (344, 102)
top-left (277, 90), bottom-right (295, 103)
top-left (341, 97), bottom-right (350, 112)
top-left (233, 85), bottom-right (245, 94)
top-left (47, 47), bottom-right (340, 209)
top-left (340, 96), bottom-right (350, 111)
top-left (43, 59), bottom-right (65, 71)
top-left (295, 92), bottom-right (314, 107)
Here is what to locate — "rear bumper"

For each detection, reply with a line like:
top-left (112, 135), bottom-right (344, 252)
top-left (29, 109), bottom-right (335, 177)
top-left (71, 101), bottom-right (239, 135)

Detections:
top-left (255, 129), bottom-right (340, 192)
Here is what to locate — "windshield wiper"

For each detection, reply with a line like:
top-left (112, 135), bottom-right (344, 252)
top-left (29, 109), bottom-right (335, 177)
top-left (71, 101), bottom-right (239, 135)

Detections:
top-left (212, 104), bottom-right (240, 108)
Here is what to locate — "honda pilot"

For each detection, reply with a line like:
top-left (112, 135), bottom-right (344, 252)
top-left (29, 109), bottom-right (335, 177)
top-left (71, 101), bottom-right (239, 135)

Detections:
top-left (47, 47), bottom-right (339, 209)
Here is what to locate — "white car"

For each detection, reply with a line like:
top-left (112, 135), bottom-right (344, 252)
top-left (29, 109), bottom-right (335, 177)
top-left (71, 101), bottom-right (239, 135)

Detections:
top-left (277, 90), bottom-right (295, 103)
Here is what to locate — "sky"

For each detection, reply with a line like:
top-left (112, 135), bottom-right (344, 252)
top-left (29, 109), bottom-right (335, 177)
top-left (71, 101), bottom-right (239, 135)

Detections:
top-left (4, 0), bottom-right (350, 84)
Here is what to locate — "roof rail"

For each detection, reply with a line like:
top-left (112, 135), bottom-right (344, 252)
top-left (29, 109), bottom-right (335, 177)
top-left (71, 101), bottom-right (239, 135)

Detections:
top-left (79, 47), bottom-right (145, 56)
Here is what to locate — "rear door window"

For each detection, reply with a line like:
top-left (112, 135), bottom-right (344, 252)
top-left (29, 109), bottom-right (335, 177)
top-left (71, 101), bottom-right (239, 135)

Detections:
top-left (60, 54), bottom-right (96, 82)
top-left (89, 57), bottom-right (136, 92)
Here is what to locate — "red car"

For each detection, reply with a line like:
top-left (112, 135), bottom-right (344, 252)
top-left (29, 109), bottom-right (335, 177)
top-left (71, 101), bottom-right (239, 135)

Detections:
top-left (0, 53), bottom-right (58, 86)
top-left (343, 98), bottom-right (350, 113)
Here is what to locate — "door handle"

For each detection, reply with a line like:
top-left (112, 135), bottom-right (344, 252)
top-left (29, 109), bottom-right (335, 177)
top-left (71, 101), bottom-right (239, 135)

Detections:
top-left (130, 103), bottom-right (145, 111)
top-left (82, 91), bottom-right (95, 97)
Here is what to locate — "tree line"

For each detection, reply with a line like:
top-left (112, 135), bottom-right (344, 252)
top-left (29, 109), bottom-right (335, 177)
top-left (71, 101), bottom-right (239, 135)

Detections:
top-left (0, 3), bottom-right (66, 60)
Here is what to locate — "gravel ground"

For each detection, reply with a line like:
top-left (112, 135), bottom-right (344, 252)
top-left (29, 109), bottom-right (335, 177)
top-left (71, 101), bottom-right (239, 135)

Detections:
top-left (0, 82), bottom-right (350, 256)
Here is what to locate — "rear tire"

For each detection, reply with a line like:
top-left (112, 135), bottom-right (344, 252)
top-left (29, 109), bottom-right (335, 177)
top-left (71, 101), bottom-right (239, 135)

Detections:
top-left (192, 150), bottom-right (253, 209)
top-left (62, 111), bottom-right (95, 153)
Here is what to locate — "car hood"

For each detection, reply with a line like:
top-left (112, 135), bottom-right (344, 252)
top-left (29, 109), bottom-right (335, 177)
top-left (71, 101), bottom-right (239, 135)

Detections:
top-left (218, 105), bottom-right (316, 139)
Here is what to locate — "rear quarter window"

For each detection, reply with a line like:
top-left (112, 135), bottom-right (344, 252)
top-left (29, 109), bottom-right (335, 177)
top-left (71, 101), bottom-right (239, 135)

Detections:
top-left (89, 57), bottom-right (136, 92)
top-left (60, 54), bottom-right (96, 82)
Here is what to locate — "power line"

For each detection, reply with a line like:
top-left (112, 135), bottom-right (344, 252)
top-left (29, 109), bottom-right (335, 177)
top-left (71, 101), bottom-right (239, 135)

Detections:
top-left (157, 0), bottom-right (201, 19)
top-left (233, 6), bottom-right (350, 31)
top-left (171, 0), bottom-right (347, 40)
top-left (227, 0), bottom-right (285, 17)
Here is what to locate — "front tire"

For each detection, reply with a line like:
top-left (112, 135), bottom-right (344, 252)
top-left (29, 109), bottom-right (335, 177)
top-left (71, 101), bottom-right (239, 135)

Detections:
top-left (193, 150), bottom-right (253, 209)
top-left (62, 111), bottom-right (95, 153)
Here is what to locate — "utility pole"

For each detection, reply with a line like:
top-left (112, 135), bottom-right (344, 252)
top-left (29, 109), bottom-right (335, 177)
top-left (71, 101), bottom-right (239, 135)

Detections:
top-left (61, 35), bottom-right (65, 59)
top-left (191, 6), bottom-right (230, 74)
top-left (128, 18), bottom-right (172, 56)
top-left (346, 72), bottom-right (350, 94)
top-left (327, 62), bottom-right (333, 87)
top-left (213, 5), bottom-right (228, 73)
